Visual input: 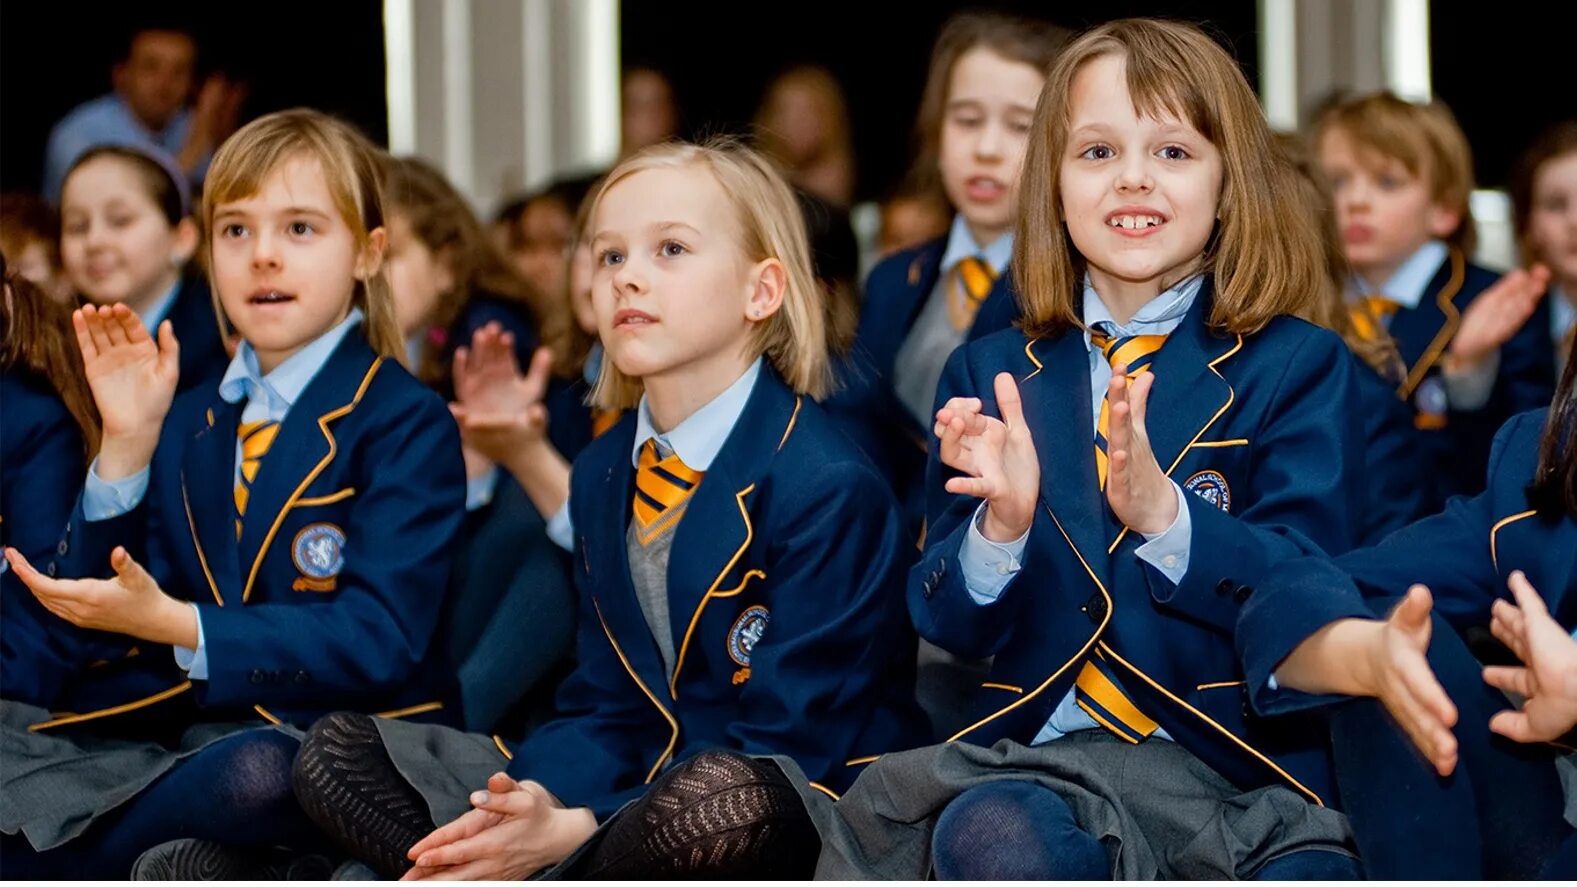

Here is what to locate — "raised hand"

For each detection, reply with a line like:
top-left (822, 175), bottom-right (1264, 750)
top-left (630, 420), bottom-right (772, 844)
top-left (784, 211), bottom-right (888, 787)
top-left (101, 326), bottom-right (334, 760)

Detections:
top-left (1446, 264), bottom-right (1551, 371)
top-left (74, 303), bottom-right (179, 480)
top-left (450, 323), bottom-right (554, 463)
top-left (1483, 571), bottom-right (1577, 744)
top-left (1366, 586), bottom-right (1460, 775)
top-left (403, 772), bottom-right (596, 881)
top-left (1102, 367), bottom-right (1178, 535)
top-left (3, 546), bottom-right (196, 648)
top-left (934, 372), bottom-right (1040, 542)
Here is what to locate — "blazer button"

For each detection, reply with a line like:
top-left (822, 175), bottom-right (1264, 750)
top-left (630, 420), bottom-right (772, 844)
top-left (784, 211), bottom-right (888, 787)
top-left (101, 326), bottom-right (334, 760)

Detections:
top-left (1234, 585), bottom-right (1253, 605)
top-left (293, 671), bottom-right (311, 685)
top-left (249, 669), bottom-right (267, 685)
top-left (921, 580), bottom-right (935, 600)
top-left (1215, 579), bottom-right (1234, 597)
top-left (46, 562), bottom-right (57, 578)
top-left (57, 539), bottom-right (68, 556)
top-left (1084, 593), bottom-right (1108, 623)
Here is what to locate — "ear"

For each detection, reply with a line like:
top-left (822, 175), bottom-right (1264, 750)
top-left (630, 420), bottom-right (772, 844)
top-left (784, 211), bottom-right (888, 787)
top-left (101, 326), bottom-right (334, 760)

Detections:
top-left (744, 258), bottom-right (787, 323)
top-left (356, 226), bottom-right (388, 280)
top-left (433, 245), bottom-right (459, 296)
top-left (170, 218), bottom-right (200, 266)
top-left (1426, 201), bottom-right (1462, 240)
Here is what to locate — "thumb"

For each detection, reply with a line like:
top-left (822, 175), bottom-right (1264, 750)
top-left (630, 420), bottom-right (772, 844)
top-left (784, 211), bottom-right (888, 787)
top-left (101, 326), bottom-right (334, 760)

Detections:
top-left (157, 320), bottom-right (181, 377)
top-left (110, 546), bottom-right (150, 583)
top-left (993, 372), bottom-right (1026, 430)
top-left (525, 347), bottom-right (554, 397)
top-left (1528, 263), bottom-right (1552, 294)
top-left (1128, 371), bottom-right (1153, 432)
top-left (1393, 584), bottom-right (1435, 639)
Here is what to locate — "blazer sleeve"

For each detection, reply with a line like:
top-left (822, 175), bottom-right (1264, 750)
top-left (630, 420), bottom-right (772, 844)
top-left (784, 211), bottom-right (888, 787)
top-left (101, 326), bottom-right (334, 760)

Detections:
top-left (723, 458), bottom-right (910, 785)
top-left (192, 398), bottom-right (465, 707)
top-left (1146, 330), bottom-right (1366, 633)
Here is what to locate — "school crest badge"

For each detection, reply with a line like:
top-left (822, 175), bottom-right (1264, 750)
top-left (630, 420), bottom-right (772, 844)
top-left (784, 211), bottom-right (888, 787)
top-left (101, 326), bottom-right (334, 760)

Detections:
top-left (728, 605), bottom-right (770, 667)
top-left (1183, 470), bottom-right (1231, 512)
top-left (292, 523), bottom-right (346, 591)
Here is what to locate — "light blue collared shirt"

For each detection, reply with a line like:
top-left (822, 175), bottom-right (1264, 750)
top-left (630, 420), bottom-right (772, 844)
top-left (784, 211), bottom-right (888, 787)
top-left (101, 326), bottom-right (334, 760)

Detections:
top-left (135, 280), bottom-right (183, 334)
top-left (957, 275), bottom-right (1205, 745)
top-left (892, 215), bottom-right (1014, 424)
top-left (545, 358), bottom-right (763, 552)
top-left (1354, 239), bottom-right (1449, 311)
top-left (44, 94), bottom-right (203, 202)
top-left (81, 309), bottom-right (365, 680)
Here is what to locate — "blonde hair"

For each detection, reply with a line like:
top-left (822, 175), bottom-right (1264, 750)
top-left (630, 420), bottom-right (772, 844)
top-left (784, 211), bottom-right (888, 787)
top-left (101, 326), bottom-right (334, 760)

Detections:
top-left (1015, 19), bottom-right (1326, 338)
top-left (202, 109), bottom-right (402, 360)
top-left (588, 137), bottom-right (829, 408)
top-left (1316, 92), bottom-right (1478, 254)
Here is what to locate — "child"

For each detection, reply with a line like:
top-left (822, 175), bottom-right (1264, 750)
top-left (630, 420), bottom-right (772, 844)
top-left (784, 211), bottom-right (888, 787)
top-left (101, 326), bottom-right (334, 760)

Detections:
top-left (876, 174), bottom-right (952, 258)
top-left (0, 192), bottom-right (70, 302)
top-left (0, 256), bottom-right (101, 705)
top-left (1275, 132), bottom-right (1428, 543)
top-left (1318, 93), bottom-right (1554, 510)
top-left (506, 176), bottom-right (595, 321)
top-left (288, 138), bottom-right (925, 880)
top-left (1509, 121), bottom-right (1577, 382)
top-left (0, 109), bottom-right (466, 877)
top-left (840, 11), bottom-right (1066, 538)
top-left (754, 64), bottom-right (857, 207)
top-left (58, 145), bottom-right (230, 390)
top-left (816, 20), bottom-right (1367, 880)
top-left (383, 155), bottom-right (540, 397)
top-left (1244, 353), bottom-right (1577, 877)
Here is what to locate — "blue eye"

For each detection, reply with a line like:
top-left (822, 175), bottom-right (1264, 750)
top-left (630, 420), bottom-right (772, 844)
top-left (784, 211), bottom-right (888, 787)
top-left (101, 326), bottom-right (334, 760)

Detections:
top-left (1377, 175), bottom-right (1401, 190)
top-left (1080, 145), bottom-right (1114, 161)
top-left (1158, 145), bottom-right (1189, 161)
top-left (660, 240), bottom-right (687, 258)
top-left (599, 249), bottom-right (624, 267)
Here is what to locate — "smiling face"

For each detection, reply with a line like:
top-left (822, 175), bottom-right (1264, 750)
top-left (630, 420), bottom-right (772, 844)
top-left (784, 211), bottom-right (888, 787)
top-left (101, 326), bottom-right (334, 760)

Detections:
top-left (938, 47), bottom-right (1045, 246)
top-left (60, 155), bottom-right (194, 313)
top-left (1059, 53), bottom-right (1223, 307)
top-left (210, 154), bottom-right (384, 372)
top-left (590, 163), bottom-right (774, 395)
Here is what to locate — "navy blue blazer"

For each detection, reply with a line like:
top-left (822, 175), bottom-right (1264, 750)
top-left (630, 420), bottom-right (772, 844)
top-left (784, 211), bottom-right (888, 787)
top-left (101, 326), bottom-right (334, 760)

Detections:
top-left (828, 239), bottom-right (1020, 540)
top-left (1354, 356), bottom-right (1429, 545)
top-left (0, 370), bottom-right (92, 705)
top-left (30, 330), bottom-right (467, 732)
top-left (912, 283), bottom-right (1366, 809)
top-left (507, 366), bottom-right (927, 819)
top-left (1239, 408), bottom-right (1576, 719)
top-left (1387, 249), bottom-right (1555, 509)
top-left (165, 276), bottom-right (232, 394)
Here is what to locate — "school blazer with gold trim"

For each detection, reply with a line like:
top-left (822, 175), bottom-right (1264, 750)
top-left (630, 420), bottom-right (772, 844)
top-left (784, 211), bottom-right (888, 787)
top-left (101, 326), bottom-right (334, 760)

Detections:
top-left (33, 330), bottom-right (466, 730)
top-left (1240, 408), bottom-right (1576, 719)
top-left (912, 284), bottom-right (1367, 808)
top-left (505, 366), bottom-right (927, 819)
top-left (1386, 250), bottom-right (1555, 510)
top-left (826, 238), bottom-right (1021, 536)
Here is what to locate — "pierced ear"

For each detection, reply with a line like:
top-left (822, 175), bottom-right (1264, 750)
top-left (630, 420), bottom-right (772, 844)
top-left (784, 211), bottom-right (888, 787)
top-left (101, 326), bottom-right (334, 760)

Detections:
top-left (746, 259), bottom-right (787, 322)
top-left (356, 226), bottom-right (389, 280)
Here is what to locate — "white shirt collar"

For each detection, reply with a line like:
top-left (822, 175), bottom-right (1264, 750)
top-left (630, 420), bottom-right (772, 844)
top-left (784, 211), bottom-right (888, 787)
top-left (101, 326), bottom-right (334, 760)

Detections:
top-left (630, 357), bottom-right (762, 471)
top-left (938, 213), bottom-right (1014, 278)
top-left (219, 307), bottom-right (365, 412)
top-left (1081, 273), bottom-right (1203, 348)
top-left (1355, 239), bottom-right (1449, 309)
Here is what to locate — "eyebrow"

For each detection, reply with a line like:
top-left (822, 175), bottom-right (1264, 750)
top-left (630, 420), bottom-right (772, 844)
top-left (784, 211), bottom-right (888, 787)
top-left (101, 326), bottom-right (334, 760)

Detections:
top-left (213, 205), bottom-right (334, 221)
top-left (652, 221), bottom-right (701, 235)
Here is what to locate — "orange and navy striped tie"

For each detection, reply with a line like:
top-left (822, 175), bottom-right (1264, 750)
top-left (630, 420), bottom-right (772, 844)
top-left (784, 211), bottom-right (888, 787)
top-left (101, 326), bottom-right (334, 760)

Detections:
top-left (632, 439), bottom-right (703, 545)
top-left (1090, 330), bottom-right (1167, 490)
top-left (1349, 295), bottom-right (1401, 343)
top-left (1074, 651), bottom-right (1159, 743)
top-left (235, 418), bottom-right (281, 538)
top-left (948, 256), bottom-right (997, 331)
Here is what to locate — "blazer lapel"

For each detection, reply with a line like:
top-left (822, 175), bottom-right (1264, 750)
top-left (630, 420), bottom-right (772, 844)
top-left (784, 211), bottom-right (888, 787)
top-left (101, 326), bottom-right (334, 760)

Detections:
top-left (1144, 282), bottom-right (1240, 483)
top-left (1023, 333), bottom-right (1109, 578)
top-left (181, 397), bottom-right (243, 606)
top-left (1386, 249), bottom-right (1464, 399)
top-left (664, 368), bottom-right (795, 698)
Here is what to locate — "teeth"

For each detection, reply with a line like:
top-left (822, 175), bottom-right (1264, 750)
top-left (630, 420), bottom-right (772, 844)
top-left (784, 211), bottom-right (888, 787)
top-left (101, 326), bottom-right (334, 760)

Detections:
top-left (1107, 215), bottom-right (1163, 229)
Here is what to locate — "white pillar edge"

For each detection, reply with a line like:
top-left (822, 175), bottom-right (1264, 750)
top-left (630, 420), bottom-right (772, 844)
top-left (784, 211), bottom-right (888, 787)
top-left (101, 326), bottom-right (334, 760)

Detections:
top-left (383, 0), bottom-right (417, 154)
top-left (1383, 0), bottom-right (1432, 102)
top-left (1258, 0), bottom-right (1298, 131)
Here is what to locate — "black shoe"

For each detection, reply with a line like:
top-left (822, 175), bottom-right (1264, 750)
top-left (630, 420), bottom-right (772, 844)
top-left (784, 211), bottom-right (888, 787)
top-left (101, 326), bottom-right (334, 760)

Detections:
top-left (131, 839), bottom-right (337, 880)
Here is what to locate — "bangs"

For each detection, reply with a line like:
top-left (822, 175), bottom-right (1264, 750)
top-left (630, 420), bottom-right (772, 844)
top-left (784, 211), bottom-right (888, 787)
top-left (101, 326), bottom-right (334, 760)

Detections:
top-left (1122, 47), bottom-right (1217, 142)
top-left (204, 125), bottom-right (371, 239)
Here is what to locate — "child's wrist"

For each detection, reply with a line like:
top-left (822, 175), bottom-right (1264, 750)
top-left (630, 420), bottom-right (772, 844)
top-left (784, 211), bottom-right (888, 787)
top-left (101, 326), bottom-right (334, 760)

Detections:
top-left (981, 503), bottom-right (1031, 542)
top-left (96, 434), bottom-right (158, 481)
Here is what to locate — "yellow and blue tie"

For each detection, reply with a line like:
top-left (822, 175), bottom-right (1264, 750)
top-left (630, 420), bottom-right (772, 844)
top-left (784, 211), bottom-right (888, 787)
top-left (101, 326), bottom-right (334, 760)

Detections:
top-left (948, 256), bottom-right (997, 332)
top-left (1349, 295), bottom-right (1400, 343)
top-left (235, 418), bottom-right (281, 539)
top-left (1074, 652), bottom-right (1160, 743)
top-left (632, 439), bottom-right (703, 546)
top-left (1090, 330), bottom-right (1167, 490)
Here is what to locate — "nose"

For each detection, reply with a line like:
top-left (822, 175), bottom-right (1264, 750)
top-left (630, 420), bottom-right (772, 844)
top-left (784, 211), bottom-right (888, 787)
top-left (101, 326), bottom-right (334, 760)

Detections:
top-left (250, 230), bottom-right (282, 273)
top-left (611, 255), bottom-right (646, 296)
top-left (1114, 153), bottom-right (1152, 194)
top-left (975, 120), bottom-right (1005, 162)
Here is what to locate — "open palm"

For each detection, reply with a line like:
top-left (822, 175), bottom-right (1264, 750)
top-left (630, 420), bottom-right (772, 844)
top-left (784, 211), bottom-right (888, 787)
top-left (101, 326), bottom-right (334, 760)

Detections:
top-left (74, 303), bottom-right (179, 440)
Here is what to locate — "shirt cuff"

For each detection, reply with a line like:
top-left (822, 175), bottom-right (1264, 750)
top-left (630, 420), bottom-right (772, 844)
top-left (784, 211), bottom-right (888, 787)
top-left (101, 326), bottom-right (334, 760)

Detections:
top-left (961, 502), bottom-right (1029, 604)
top-left (1440, 348), bottom-right (1500, 411)
top-left (466, 466), bottom-right (500, 512)
top-left (546, 501), bottom-right (574, 553)
top-left (172, 603), bottom-right (208, 680)
top-left (82, 460), bottom-right (150, 521)
top-left (1134, 481), bottom-right (1191, 584)
top-left (1267, 673), bottom-right (1280, 691)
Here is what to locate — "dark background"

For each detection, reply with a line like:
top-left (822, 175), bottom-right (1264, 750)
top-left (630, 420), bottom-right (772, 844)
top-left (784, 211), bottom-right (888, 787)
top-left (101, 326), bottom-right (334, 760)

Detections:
top-left (0, 1), bottom-right (1563, 201)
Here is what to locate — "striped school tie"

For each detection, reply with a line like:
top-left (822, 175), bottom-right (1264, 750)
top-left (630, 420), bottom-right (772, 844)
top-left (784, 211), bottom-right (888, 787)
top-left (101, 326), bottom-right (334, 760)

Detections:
top-left (632, 439), bottom-right (703, 546)
top-left (1090, 330), bottom-right (1168, 490)
top-left (1349, 295), bottom-right (1400, 343)
top-left (947, 256), bottom-right (997, 331)
top-left (1074, 651), bottom-right (1160, 743)
top-left (235, 418), bottom-right (281, 538)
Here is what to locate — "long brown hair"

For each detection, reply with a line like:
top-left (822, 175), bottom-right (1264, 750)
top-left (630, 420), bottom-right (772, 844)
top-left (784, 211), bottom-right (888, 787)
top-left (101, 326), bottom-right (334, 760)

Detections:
top-left (1014, 19), bottom-right (1326, 338)
top-left (202, 109), bottom-right (403, 360)
top-left (1530, 347), bottom-right (1577, 519)
top-left (1273, 132), bottom-right (1404, 381)
top-left (383, 155), bottom-right (540, 389)
top-left (1, 253), bottom-right (101, 461)
top-left (1510, 120), bottom-right (1577, 267)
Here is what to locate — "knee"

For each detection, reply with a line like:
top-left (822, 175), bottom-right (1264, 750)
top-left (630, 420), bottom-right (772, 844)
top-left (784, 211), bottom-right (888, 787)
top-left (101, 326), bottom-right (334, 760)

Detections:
top-left (291, 711), bottom-right (379, 802)
top-left (212, 730), bottom-right (301, 817)
top-left (1252, 849), bottom-right (1362, 880)
top-left (932, 781), bottom-right (1106, 881)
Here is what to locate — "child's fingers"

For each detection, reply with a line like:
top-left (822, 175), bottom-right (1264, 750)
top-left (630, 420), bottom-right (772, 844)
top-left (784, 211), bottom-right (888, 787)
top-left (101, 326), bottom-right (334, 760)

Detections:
top-left (1483, 665), bottom-right (1534, 698)
top-left (1506, 571), bottom-right (1549, 619)
top-left (156, 320), bottom-right (181, 379)
top-left (407, 815), bottom-right (477, 859)
top-left (1398, 649), bottom-right (1458, 729)
top-left (82, 306), bottom-right (114, 354)
top-left (1127, 372), bottom-right (1154, 433)
top-left (1489, 600), bottom-right (1529, 661)
top-left (1488, 709), bottom-right (1541, 745)
top-left (103, 308), bottom-right (132, 347)
top-left (944, 476), bottom-right (994, 500)
top-left (523, 348), bottom-right (553, 399)
top-left (3, 548), bottom-right (68, 599)
top-left (1391, 585), bottom-right (1435, 637)
top-left (992, 373), bottom-right (1025, 431)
